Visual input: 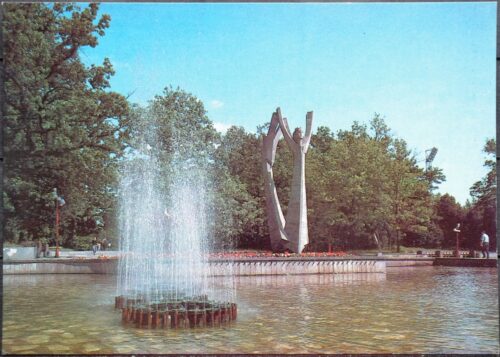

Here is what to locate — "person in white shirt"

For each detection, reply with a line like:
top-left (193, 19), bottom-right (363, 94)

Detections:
top-left (480, 231), bottom-right (490, 259)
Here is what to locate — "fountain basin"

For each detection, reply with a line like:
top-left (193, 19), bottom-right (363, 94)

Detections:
top-left (115, 295), bottom-right (237, 329)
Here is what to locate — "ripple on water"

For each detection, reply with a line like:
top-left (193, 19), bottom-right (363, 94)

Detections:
top-left (115, 345), bottom-right (138, 354)
top-left (8, 344), bottom-right (40, 353)
top-left (47, 344), bottom-right (71, 353)
top-left (25, 335), bottom-right (50, 344)
top-left (44, 329), bottom-right (65, 334)
top-left (367, 327), bottom-right (391, 333)
top-left (305, 343), bottom-right (324, 350)
top-left (274, 343), bottom-right (296, 352)
top-left (3, 269), bottom-right (499, 354)
top-left (61, 332), bottom-right (74, 338)
top-left (82, 343), bottom-right (101, 353)
top-left (2, 331), bottom-right (20, 339)
top-left (109, 335), bottom-right (128, 343)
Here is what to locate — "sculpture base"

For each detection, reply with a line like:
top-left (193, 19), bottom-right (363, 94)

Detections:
top-left (115, 295), bottom-right (237, 329)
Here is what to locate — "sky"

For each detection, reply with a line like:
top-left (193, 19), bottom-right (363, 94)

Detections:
top-left (82, 2), bottom-right (496, 204)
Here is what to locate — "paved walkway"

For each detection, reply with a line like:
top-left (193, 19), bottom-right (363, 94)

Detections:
top-left (58, 250), bottom-right (120, 258)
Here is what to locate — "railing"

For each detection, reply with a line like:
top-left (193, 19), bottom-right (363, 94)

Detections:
top-left (423, 250), bottom-right (474, 258)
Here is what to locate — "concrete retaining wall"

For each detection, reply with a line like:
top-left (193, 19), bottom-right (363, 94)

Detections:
top-left (3, 259), bottom-right (117, 274)
top-left (3, 258), bottom-right (386, 275)
top-left (210, 259), bottom-right (386, 276)
top-left (433, 258), bottom-right (497, 267)
top-left (3, 247), bottom-right (37, 260)
top-left (385, 259), bottom-right (434, 267)
top-left (58, 251), bottom-right (121, 258)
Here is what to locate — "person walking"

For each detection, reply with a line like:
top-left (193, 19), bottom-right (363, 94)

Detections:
top-left (480, 231), bottom-right (490, 259)
top-left (36, 240), bottom-right (43, 258)
top-left (101, 238), bottom-right (108, 252)
top-left (92, 236), bottom-right (98, 255)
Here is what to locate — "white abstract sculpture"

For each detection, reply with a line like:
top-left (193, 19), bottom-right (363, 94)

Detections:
top-left (262, 107), bottom-right (313, 253)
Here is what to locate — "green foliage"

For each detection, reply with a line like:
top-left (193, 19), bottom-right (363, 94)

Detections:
top-left (462, 139), bottom-right (496, 250)
top-left (125, 88), bottom-right (263, 250)
top-left (470, 139), bottom-right (496, 206)
top-left (305, 115), bottom-right (439, 251)
top-left (272, 140), bottom-right (294, 215)
top-left (3, 3), bottom-right (130, 244)
top-left (210, 168), bottom-right (263, 249)
top-left (68, 235), bottom-right (95, 251)
top-left (435, 194), bottom-right (464, 247)
top-left (149, 86), bottom-right (219, 167)
top-left (223, 119), bottom-right (493, 253)
top-left (218, 113), bottom-right (449, 252)
top-left (213, 126), bottom-right (268, 248)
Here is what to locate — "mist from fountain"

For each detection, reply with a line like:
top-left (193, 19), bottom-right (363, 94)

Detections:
top-left (116, 109), bottom-right (235, 307)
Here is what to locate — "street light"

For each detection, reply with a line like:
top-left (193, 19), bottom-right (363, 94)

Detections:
top-left (453, 223), bottom-right (461, 258)
top-left (52, 188), bottom-right (66, 258)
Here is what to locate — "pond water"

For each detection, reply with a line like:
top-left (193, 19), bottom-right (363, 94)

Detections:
top-left (2, 266), bottom-right (498, 354)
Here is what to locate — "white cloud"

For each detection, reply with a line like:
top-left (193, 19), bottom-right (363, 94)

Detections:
top-left (213, 122), bottom-right (232, 134)
top-left (210, 100), bottom-right (224, 109)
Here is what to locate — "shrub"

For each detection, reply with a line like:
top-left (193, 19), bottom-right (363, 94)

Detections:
top-left (69, 235), bottom-right (94, 251)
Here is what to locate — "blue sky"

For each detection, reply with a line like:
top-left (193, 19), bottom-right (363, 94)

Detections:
top-left (82, 2), bottom-right (496, 204)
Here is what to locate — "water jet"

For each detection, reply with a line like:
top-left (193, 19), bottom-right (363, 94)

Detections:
top-left (115, 109), bottom-right (236, 329)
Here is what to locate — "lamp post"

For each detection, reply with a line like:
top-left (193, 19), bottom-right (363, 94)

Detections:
top-left (52, 188), bottom-right (65, 258)
top-left (453, 223), bottom-right (461, 258)
top-left (425, 147), bottom-right (438, 172)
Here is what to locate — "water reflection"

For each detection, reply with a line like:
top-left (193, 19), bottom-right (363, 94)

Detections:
top-left (233, 272), bottom-right (385, 288)
top-left (2, 267), bottom-right (498, 354)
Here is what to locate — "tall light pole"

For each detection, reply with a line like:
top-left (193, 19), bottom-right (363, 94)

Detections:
top-left (453, 223), bottom-right (461, 258)
top-left (425, 147), bottom-right (438, 172)
top-left (52, 188), bottom-right (65, 258)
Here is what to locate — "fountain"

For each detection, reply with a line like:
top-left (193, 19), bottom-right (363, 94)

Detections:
top-left (115, 109), bottom-right (236, 329)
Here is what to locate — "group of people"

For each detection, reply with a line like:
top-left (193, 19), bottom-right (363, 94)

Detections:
top-left (36, 241), bottom-right (51, 258)
top-left (92, 237), bottom-right (110, 255)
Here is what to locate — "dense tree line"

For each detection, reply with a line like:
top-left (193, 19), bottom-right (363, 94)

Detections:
top-left (3, 3), bottom-right (495, 252)
top-left (462, 139), bottom-right (497, 251)
top-left (3, 3), bottom-right (130, 248)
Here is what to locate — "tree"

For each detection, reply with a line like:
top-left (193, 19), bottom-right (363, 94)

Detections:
top-left (3, 3), bottom-right (130, 244)
top-left (214, 126), bottom-right (268, 248)
top-left (305, 126), bottom-right (336, 250)
top-left (470, 139), bottom-right (496, 205)
top-left (333, 122), bottom-right (393, 250)
top-left (305, 115), bottom-right (441, 252)
top-left (434, 194), bottom-right (464, 248)
top-left (387, 139), bottom-right (435, 252)
top-left (424, 167), bottom-right (446, 192)
top-left (306, 118), bottom-right (394, 250)
top-left (127, 87), bottom-right (265, 250)
top-left (463, 139), bottom-right (496, 250)
top-left (148, 86), bottom-right (219, 169)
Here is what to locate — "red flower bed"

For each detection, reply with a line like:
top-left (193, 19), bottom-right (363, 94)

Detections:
top-left (208, 251), bottom-right (348, 258)
top-left (114, 251), bottom-right (349, 259)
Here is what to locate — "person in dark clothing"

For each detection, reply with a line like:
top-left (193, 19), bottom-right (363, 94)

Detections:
top-left (92, 237), bottom-right (98, 255)
top-left (101, 238), bottom-right (108, 251)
